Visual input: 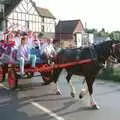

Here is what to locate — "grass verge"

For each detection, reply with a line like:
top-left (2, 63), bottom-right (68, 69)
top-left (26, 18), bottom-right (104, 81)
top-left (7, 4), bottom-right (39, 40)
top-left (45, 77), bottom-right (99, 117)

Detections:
top-left (97, 67), bottom-right (120, 82)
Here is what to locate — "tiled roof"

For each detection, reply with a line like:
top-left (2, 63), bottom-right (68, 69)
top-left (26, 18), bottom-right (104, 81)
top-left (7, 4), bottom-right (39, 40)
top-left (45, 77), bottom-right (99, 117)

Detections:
top-left (1, 0), bottom-right (55, 19)
top-left (4, 0), bottom-right (21, 17)
top-left (36, 7), bottom-right (55, 18)
top-left (55, 20), bottom-right (83, 33)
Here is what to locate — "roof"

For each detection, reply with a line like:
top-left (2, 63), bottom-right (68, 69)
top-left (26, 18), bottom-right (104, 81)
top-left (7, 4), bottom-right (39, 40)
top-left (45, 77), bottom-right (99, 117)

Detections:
top-left (55, 20), bottom-right (83, 34)
top-left (1, 0), bottom-right (55, 19)
top-left (4, 0), bottom-right (21, 17)
top-left (30, 1), bottom-right (55, 19)
top-left (36, 7), bottom-right (55, 19)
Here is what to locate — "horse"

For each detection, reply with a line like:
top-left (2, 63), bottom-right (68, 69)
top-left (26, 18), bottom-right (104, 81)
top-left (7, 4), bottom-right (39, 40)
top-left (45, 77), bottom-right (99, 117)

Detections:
top-left (47, 40), bottom-right (120, 109)
top-left (112, 43), bottom-right (120, 62)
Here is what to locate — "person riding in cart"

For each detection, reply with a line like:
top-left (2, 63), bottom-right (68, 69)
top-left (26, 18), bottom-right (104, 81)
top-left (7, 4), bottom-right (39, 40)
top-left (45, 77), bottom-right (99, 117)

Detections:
top-left (17, 35), bottom-right (36, 78)
top-left (44, 38), bottom-right (56, 64)
top-left (37, 32), bottom-right (56, 64)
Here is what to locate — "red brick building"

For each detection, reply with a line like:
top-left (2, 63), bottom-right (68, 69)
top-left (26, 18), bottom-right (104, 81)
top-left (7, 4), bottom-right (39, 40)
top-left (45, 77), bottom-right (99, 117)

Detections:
top-left (55, 19), bottom-right (85, 48)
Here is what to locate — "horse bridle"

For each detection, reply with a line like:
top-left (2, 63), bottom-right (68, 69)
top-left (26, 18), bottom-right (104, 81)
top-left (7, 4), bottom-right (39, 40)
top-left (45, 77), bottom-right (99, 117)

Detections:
top-left (112, 43), bottom-right (120, 60)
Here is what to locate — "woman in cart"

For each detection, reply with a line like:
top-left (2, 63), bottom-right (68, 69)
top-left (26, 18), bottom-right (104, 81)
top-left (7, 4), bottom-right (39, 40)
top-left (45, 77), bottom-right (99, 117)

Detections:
top-left (17, 36), bottom-right (36, 78)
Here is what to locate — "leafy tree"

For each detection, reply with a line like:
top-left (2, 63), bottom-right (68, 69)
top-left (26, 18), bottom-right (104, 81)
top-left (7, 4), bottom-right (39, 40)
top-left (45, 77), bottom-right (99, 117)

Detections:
top-left (85, 28), bottom-right (97, 33)
top-left (109, 31), bottom-right (120, 40)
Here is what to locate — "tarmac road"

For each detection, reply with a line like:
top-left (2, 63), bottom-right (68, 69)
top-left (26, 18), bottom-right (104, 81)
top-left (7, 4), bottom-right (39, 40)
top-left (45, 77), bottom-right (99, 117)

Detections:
top-left (0, 71), bottom-right (120, 120)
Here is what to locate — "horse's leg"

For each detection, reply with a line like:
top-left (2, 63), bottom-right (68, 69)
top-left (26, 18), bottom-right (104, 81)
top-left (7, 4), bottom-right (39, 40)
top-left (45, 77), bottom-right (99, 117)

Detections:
top-left (79, 79), bottom-right (88, 99)
top-left (85, 76), bottom-right (100, 109)
top-left (55, 81), bottom-right (62, 95)
top-left (52, 68), bottom-right (62, 95)
top-left (66, 73), bottom-right (76, 98)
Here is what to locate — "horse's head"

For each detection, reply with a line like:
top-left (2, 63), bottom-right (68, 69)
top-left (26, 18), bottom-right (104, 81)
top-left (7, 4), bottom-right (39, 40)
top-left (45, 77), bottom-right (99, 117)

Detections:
top-left (94, 40), bottom-right (120, 63)
top-left (111, 41), bottom-right (120, 62)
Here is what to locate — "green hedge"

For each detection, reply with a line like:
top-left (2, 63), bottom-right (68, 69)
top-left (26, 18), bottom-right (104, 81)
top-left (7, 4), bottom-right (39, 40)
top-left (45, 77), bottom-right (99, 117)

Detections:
top-left (97, 67), bottom-right (120, 82)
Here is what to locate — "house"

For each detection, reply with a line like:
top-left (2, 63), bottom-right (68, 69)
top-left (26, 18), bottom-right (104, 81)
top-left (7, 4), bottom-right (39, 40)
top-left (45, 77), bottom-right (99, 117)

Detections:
top-left (55, 19), bottom-right (85, 48)
top-left (88, 33), bottom-right (110, 45)
top-left (0, 0), bottom-right (55, 37)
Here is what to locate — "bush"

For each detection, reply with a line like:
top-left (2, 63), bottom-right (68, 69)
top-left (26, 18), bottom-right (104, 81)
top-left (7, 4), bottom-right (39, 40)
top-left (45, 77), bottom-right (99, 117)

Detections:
top-left (97, 67), bottom-right (120, 82)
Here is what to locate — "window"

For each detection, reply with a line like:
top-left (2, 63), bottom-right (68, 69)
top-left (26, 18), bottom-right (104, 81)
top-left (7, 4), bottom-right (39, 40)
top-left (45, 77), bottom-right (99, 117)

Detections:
top-left (0, 4), bottom-right (4, 13)
top-left (41, 25), bottom-right (44, 32)
top-left (42, 17), bottom-right (44, 23)
top-left (25, 21), bottom-right (29, 30)
top-left (0, 21), bottom-right (3, 31)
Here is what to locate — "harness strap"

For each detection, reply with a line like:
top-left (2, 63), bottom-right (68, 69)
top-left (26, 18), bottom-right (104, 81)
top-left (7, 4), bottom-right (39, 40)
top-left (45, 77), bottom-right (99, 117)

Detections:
top-left (89, 45), bottom-right (98, 61)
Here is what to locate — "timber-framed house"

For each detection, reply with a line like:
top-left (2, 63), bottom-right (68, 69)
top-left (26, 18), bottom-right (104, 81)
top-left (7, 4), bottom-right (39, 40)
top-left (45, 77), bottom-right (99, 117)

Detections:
top-left (0, 0), bottom-right (55, 37)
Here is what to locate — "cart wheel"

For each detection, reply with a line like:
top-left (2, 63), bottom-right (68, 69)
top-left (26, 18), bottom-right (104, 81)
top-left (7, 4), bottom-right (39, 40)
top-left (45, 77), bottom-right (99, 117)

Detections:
top-left (0, 65), bottom-right (4, 82)
top-left (41, 72), bottom-right (51, 85)
top-left (8, 69), bottom-right (18, 89)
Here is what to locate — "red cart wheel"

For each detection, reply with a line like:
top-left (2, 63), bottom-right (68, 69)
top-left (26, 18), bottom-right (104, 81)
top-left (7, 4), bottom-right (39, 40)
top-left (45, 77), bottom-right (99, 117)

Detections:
top-left (0, 65), bottom-right (4, 82)
top-left (8, 69), bottom-right (18, 89)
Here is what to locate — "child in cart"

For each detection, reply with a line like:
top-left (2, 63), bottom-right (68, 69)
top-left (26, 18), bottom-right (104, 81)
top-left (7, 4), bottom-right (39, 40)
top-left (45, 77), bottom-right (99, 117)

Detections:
top-left (17, 36), bottom-right (36, 78)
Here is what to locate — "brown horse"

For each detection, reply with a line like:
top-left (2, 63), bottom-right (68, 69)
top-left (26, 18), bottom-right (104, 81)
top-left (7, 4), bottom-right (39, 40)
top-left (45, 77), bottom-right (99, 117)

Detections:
top-left (48, 40), bottom-right (120, 109)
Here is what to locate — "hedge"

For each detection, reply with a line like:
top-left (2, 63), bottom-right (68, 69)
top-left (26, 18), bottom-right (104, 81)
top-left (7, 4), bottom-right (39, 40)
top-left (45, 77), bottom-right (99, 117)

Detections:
top-left (97, 67), bottom-right (120, 82)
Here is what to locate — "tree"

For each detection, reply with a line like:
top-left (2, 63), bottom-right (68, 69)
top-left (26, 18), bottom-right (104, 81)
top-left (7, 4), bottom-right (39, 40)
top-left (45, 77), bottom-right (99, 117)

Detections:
top-left (85, 28), bottom-right (97, 33)
top-left (109, 31), bottom-right (120, 40)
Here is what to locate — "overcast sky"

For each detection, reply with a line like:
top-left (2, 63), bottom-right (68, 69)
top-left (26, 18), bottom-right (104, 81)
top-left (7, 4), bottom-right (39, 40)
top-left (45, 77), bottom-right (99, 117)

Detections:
top-left (34, 0), bottom-right (120, 32)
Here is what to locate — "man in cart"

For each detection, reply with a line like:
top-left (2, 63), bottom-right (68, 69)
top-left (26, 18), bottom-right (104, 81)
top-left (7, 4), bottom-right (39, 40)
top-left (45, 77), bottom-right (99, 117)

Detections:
top-left (37, 32), bottom-right (56, 64)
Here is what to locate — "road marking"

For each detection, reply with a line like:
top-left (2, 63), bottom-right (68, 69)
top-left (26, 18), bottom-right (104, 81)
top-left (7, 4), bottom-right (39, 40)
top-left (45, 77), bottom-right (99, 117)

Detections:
top-left (31, 102), bottom-right (65, 120)
top-left (0, 83), bottom-right (9, 90)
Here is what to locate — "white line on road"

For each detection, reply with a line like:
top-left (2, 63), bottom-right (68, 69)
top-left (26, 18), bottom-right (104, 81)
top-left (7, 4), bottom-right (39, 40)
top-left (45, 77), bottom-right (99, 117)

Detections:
top-left (31, 102), bottom-right (65, 120)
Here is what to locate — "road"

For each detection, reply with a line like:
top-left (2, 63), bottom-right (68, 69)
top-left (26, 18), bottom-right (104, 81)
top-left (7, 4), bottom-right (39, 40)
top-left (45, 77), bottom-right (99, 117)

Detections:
top-left (0, 71), bottom-right (120, 120)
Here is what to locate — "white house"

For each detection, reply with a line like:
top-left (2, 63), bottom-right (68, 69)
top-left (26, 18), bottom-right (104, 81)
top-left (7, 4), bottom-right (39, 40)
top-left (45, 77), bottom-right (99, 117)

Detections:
top-left (0, 0), bottom-right (55, 37)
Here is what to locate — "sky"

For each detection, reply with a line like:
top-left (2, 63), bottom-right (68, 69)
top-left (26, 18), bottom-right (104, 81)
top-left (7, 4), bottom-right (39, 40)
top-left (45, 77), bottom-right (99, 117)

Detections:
top-left (34, 0), bottom-right (120, 32)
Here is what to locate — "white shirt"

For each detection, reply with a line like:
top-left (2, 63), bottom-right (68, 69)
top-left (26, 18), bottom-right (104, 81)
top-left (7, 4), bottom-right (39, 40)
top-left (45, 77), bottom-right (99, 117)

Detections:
top-left (14, 37), bottom-right (21, 49)
top-left (44, 44), bottom-right (56, 57)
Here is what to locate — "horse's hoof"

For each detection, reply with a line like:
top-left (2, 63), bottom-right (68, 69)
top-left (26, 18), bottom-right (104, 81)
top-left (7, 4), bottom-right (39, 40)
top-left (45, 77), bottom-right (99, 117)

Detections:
top-left (70, 92), bottom-right (75, 98)
top-left (56, 91), bottom-right (62, 95)
top-left (90, 104), bottom-right (100, 110)
top-left (79, 94), bottom-right (83, 99)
